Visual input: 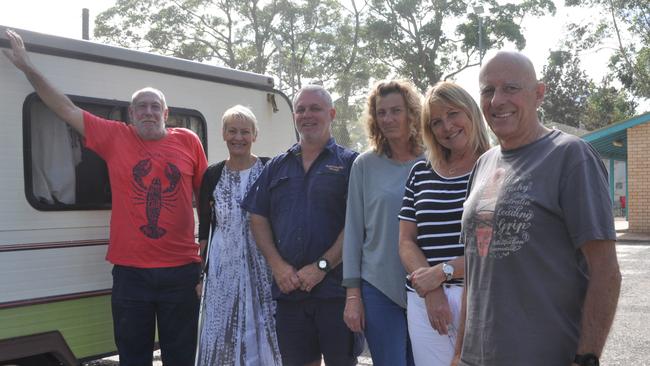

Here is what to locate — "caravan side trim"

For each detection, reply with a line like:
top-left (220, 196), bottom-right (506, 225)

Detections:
top-left (0, 289), bottom-right (111, 309)
top-left (0, 239), bottom-right (108, 253)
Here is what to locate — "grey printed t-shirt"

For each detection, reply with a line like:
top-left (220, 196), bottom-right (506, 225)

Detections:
top-left (460, 130), bottom-right (616, 366)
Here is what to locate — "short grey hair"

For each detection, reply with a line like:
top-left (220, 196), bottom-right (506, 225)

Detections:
top-left (131, 87), bottom-right (167, 110)
top-left (293, 84), bottom-right (333, 108)
top-left (221, 105), bottom-right (259, 136)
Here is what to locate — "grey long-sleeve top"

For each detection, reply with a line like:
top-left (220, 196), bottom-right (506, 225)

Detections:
top-left (342, 151), bottom-right (424, 308)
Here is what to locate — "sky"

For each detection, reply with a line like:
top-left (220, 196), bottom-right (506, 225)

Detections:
top-left (0, 1), bottom-right (116, 38)
top-left (0, 0), bottom-right (613, 100)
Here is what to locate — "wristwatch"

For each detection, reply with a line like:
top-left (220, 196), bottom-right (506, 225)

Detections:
top-left (317, 258), bottom-right (331, 273)
top-left (574, 353), bottom-right (599, 366)
top-left (442, 262), bottom-right (454, 282)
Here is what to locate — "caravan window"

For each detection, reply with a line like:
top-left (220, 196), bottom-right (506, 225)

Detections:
top-left (24, 93), bottom-right (207, 211)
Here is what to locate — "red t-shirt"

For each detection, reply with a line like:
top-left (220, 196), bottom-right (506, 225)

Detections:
top-left (83, 111), bottom-right (207, 268)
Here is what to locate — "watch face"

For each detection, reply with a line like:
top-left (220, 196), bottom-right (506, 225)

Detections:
top-left (318, 260), bottom-right (327, 269)
top-left (443, 263), bottom-right (454, 281)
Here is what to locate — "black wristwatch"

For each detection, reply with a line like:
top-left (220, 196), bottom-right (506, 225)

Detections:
top-left (316, 258), bottom-right (331, 273)
top-left (574, 353), bottom-right (599, 366)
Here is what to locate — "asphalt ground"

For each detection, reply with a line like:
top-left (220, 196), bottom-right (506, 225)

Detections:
top-left (599, 241), bottom-right (650, 365)
top-left (88, 223), bottom-right (650, 365)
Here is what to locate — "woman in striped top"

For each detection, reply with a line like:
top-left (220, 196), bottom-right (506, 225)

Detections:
top-left (398, 82), bottom-right (490, 365)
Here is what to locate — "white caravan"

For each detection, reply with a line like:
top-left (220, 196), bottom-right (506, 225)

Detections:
top-left (0, 26), bottom-right (296, 365)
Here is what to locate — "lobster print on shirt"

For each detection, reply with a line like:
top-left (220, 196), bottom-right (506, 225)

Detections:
top-left (131, 158), bottom-right (181, 239)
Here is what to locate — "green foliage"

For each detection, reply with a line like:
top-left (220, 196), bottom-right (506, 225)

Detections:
top-left (541, 50), bottom-right (592, 127)
top-left (565, 0), bottom-right (650, 100)
top-left (583, 79), bottom-right (637, 130)
top-left (94, 0), bottom-right (556, 149)
top-left (274, 0), bottom-right (345, 94)
top-left (541, 49), bottom-right (636, 130)
top-left (95, 0), bottom-right (276, 70)
top-left (364, 0), bottom-right (555, 89)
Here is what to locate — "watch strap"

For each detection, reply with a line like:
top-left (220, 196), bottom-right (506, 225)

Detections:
top-left (574, 353), bottom-right (599, 366)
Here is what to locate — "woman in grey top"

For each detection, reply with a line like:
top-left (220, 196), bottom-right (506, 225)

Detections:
top-left (342, 80), bottom-right (424, 366)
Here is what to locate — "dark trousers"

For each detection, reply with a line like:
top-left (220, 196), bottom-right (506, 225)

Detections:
top-left (111, 263), bottom-right (200, 366)
top-left (276, 298), bottom-right (364, 366)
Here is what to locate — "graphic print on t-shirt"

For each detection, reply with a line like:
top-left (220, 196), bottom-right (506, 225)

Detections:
top-left (472, 167), bottom-right (505, 257)
top-left (467, 166), bottom-right (534, 258)
top-left (131, 158), bottom-right (181, 239)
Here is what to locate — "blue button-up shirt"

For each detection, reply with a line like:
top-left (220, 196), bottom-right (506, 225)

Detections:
top-left (242, 138), bottom-right (358, 300)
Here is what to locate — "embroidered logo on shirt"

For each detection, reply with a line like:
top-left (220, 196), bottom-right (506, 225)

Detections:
top-left (325, 164), bottom-right (344, 172)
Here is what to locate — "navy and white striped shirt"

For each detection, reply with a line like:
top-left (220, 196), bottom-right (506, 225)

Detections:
top-left (399, 160), bottom-right (468, 289)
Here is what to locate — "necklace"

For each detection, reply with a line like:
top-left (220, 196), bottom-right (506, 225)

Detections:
top-left (438, 152), bottom-right (476, 177)
top-left (226, 155), bottom-right (257, 171)
top-left (441, 162), bottom-right (466, 177)
top-left (447, 164), bottom-right (459, 176)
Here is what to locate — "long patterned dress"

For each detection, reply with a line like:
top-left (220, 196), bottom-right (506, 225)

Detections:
top-left (197, 159), bottom-right (281, 366)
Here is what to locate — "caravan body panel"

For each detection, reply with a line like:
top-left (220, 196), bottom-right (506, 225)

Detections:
top-left (0, 26), bottom-right (295, 361)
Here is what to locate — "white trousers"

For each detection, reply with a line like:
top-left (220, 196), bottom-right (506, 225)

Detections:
top-left (407, 286), bottom-right (463, 366)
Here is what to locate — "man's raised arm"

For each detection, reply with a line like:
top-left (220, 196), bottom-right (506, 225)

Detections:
top-left (3, 29), bottom-right (84, 135)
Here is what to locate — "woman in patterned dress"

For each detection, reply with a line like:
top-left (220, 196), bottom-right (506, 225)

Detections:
top-left (398, 82), bottom-right (490, 365)
top-left (196, 105), bottom-right (281, 366)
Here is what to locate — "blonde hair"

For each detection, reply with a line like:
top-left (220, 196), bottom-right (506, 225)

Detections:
top-left (364, 79), bottom-right (423, 157)
top-left (221, 105), bottom-right (258, 136)
top-left (421, 82), bottom-right (490, 164)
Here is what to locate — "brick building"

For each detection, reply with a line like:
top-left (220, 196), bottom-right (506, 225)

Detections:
top-left (583, 113), bottom-right (650, 233)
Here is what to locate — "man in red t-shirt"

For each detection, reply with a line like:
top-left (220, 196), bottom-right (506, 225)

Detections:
top-left (4, 30), bottom-right (208, 366)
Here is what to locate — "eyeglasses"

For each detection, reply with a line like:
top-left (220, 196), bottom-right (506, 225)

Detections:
top-left (479, 83), bottom-right (526, 99)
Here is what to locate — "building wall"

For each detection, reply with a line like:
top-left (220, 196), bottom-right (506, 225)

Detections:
top-left (627, 123), bottom-right (650, 233)
top-left (603, 158), bottom-right (628, 217)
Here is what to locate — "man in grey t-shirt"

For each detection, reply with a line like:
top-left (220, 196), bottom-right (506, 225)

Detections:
top-left (452, 51), bottom-right (621, 366)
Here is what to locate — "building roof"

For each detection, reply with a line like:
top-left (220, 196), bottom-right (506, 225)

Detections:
top-left (544, 120), bottom-right (589, 136)
top-left (582, 112), bottom-right (650, 160)
top-left (0, 25), bottom-right (276, 90)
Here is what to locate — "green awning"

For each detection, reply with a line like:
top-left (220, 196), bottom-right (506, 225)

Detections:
top-left (582, 112), bottom-right (650, 160)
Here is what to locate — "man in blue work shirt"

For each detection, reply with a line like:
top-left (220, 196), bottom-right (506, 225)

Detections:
top-left (243, 85), bottom-right (361, 366)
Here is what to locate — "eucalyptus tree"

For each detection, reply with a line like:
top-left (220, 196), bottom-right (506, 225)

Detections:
top-left (565, 0), bottom-right (650, 100)
top-left (541, 50), bottom-right (593, 127)
top-left (540, 49), bottom-right (635, 130)
top-left (364, 0), bottom-right (556, 90)
top-left (95, 0), bottom-right (281, 74)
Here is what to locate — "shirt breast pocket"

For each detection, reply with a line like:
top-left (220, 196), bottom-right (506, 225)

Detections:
top-left (269, 176), bottom-right (298, 215)
top-left (313, 171), bottom-right (347, 204)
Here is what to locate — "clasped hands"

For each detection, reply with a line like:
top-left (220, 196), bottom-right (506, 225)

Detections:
top-left (272, 261), bottom-right (326, 294)
top-left (410, 265), bottom-right (453, 335)
top-left (409, 265), bottom-right (445, 297)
